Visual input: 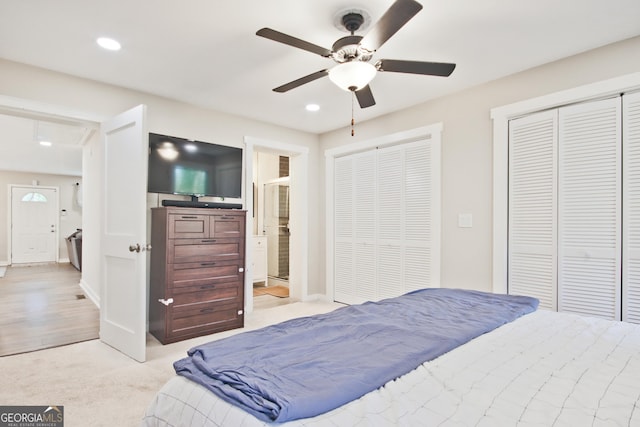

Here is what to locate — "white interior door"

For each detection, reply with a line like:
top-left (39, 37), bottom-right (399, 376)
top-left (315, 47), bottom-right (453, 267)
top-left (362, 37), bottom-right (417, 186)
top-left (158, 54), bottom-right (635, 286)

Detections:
top-left (622, 91), bottom-right (640, 323)
top-left (508, 110), bottom-right (558, 311)
top-left (333, 138), bottom-right (436, 305)
top-left (558, 97), bottom-right (621, 320)
top-left (10, 186), bottom-right (58, 264)
top-left (99, 105), bottom-right (148, 362)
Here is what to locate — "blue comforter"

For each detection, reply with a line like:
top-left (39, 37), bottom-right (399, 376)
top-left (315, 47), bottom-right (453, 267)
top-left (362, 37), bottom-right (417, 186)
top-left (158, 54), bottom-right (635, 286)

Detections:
top-left (174, 288), bottom-right (538, 423)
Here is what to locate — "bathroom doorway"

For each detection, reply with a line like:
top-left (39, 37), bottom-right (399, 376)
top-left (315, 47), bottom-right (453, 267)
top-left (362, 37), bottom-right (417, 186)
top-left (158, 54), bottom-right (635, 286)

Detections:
top-left (263, 177), bottom-right (290, 286)
top-left (252, 152), bottom-right (292, 309)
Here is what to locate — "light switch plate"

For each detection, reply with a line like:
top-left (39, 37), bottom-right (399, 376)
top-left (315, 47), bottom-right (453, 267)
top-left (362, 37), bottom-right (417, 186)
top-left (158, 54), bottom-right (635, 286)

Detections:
top-left (458, 213), bottom-right (473, 228)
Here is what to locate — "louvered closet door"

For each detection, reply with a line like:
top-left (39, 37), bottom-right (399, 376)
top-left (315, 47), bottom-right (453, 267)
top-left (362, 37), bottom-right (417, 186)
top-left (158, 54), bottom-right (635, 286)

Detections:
top-left (334, 156), bottom-right (355, 303)
top-left (558, 97), bottom-right (621, 320)
top-left (508, 110), bottom-right (558, 310)
top-left (402, 140), bottom-right (432, 292)
top-left (334, 151), bottom-right (377, 304)
top-left (354, 152), bottom-right (377, 302)
top-left (377, 145), bottom-right (404, 299)
top-left (334, 139), bottom-right (434, 304)
top-left (375, 140), bottom-right (432, 299)
top-left (623, 91), bottom-right (640, 323)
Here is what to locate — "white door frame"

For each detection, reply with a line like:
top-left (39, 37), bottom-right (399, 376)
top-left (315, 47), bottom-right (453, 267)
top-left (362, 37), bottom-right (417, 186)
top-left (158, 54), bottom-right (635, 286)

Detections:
top-left (491, 72), bottom-right (640, 295)
top-left (8, 184), bottom-right (60, 264)
top-left (244, 136), bottom-right (309, 314)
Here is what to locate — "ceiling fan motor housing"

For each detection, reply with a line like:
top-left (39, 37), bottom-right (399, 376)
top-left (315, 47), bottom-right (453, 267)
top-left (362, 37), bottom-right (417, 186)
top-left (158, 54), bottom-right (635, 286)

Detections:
top-left (330, 12), bottom-right (373, 64)
top-left (331, 35), bottom-right (372, 63)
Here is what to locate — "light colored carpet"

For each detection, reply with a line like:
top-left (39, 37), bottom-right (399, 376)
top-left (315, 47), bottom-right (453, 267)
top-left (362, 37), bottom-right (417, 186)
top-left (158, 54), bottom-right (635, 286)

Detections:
top-left (0, 299), bottom-right (343, 427)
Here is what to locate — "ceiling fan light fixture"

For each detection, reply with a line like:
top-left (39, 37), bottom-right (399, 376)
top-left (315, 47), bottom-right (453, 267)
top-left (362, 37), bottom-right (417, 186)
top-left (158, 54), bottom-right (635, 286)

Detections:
top-left (328, 61), bottom-right (376, 92)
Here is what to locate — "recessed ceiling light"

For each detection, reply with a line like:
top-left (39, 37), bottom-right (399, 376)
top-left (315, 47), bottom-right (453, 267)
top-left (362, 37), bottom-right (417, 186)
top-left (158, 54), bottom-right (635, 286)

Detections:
top-left (305, 104), bottom-right (320, 112)
top-left (39, 141), bottom-right (52, 147)
top-left (97, 37), bottom-right (121, 51)
top-left (184, 143), bottom-right (198, 153)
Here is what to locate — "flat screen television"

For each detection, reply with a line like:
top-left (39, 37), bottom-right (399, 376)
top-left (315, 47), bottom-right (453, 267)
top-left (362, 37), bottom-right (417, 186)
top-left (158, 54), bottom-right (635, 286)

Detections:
top-left (147, 133), bottom-right (243, 204)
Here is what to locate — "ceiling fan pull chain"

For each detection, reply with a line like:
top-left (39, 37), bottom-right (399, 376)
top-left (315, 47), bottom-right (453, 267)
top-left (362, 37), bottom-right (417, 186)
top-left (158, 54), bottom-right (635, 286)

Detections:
top-left (351, 91), bottom-right (355, 136)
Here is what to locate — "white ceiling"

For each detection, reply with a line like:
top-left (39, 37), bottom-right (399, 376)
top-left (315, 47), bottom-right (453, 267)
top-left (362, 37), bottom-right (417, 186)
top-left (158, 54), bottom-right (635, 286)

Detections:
top-left (0, 114), bottom-right (88, 176)
top-left (1, 0), bottom-right (640, 139)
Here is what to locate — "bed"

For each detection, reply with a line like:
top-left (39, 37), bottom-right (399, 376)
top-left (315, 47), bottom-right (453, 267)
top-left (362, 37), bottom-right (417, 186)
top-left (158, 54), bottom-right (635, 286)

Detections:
top-left (142, 289), bottom-right (640, 426)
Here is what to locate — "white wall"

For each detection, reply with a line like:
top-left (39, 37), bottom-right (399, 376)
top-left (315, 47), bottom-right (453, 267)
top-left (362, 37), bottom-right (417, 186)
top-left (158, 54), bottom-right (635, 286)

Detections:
top-left (0, 170), bottom-right (82, 265)
top-left (320, 35), bottom-right (640, 293)
top-left (3, 35), bottom-right (639, 300)
top-left (0, 58), bottom-right (322, 301)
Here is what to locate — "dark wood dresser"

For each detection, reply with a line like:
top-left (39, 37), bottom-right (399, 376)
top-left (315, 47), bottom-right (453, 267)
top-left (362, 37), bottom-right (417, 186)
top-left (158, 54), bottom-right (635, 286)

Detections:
top-left (149, 207), bottom-right (246, 344)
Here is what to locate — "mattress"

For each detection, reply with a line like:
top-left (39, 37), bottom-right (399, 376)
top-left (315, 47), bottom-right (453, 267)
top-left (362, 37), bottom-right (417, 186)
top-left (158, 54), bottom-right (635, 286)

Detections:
top-left (141, 310), bottom-right (640, 426)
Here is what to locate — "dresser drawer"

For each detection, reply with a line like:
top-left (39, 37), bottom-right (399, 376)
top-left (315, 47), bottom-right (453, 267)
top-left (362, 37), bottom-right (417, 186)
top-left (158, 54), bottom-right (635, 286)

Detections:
top-left (168, 299), bottom-right (243, 338)
top-left (170, 280), bottom-right (241, 301)
top-left (168, 260), bottom-right (244, 291)
top-left (169, 214), bottom-right (209, 239)
top-left (169, 238), bottom-right (244, 264)
top-left (210, 214), bottom-right (245, 238)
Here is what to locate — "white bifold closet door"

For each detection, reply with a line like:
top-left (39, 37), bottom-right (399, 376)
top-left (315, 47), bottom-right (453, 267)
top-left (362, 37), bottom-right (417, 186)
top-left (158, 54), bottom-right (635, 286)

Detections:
top-left (623, 91), bottom-right (640, 323)
top-left (509, 96), bottom-right (627, 321)
top-left (558, 97), bottom-right (621, 320)
top-left (334, 139), bottom-right (435, 305)
top-left (508, 110), bottom-right (558, 311)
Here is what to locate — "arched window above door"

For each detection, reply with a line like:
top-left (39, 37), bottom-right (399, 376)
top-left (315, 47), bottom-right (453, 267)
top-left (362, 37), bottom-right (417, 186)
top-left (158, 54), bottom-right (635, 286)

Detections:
top-left (21, 192), bottom-right (47, 202)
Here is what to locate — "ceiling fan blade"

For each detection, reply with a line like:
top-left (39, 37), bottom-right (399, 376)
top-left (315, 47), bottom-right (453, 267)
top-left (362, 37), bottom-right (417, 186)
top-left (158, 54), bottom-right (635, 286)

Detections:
top-left (360, 0), bottom-right (423, 51)
top-left (257, 28), bottom-right (332, 57)
top-left (378, 59), bottom-right (456, 76)
top-left (355, 85), bottom-right (376, 108)
top-left (273, 69), bottom-right (329, 93)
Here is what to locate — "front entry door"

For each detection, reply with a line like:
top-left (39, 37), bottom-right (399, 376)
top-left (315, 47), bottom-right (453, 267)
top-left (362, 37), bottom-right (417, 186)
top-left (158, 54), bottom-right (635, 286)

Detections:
top-left (11, 186), bottom-right (58, 264)
top-left (99, 105), bottom-right (148, 362)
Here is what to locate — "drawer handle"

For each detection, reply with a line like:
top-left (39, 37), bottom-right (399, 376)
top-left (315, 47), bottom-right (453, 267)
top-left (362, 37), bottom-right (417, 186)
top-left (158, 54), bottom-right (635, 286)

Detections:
top-left (200, 307), bottom-right (215, 314)
top-left (181, 216), bottom-right (198, 219)
top-left (158, 298), bottom-right (174, 306)
top-left (200, 285), bottom-right (216, 290)
top-left (201, 262), bottom-right (217, 267)
top-left (201, 239), bottom-right (217, 243)
top-left (220, 216), bottom-right (233, 220)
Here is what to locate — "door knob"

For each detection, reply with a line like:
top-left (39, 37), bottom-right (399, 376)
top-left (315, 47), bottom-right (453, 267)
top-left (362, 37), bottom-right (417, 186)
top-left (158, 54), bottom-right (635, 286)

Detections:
top-left (129, 243), bottom-right (151, 253)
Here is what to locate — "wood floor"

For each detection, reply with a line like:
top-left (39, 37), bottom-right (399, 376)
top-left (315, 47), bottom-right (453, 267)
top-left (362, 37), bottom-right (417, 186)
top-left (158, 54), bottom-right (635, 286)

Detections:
top-left (0, 263), bottom-right (99, 357)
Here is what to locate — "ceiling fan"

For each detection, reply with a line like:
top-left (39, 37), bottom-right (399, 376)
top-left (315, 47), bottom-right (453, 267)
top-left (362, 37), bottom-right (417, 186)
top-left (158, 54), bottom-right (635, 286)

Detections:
top-left (256, 0), bottom-right (456, 109)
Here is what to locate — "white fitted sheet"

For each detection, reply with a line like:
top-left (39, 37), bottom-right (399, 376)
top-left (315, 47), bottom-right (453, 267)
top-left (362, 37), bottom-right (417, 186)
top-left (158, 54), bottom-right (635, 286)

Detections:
top-left (141, 310), bottom-right (640, 426)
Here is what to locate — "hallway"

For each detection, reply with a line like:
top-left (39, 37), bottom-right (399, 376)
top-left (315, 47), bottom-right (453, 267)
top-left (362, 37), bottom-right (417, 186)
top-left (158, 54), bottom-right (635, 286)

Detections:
top-left (0, 263), bottom-right (98, 356)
